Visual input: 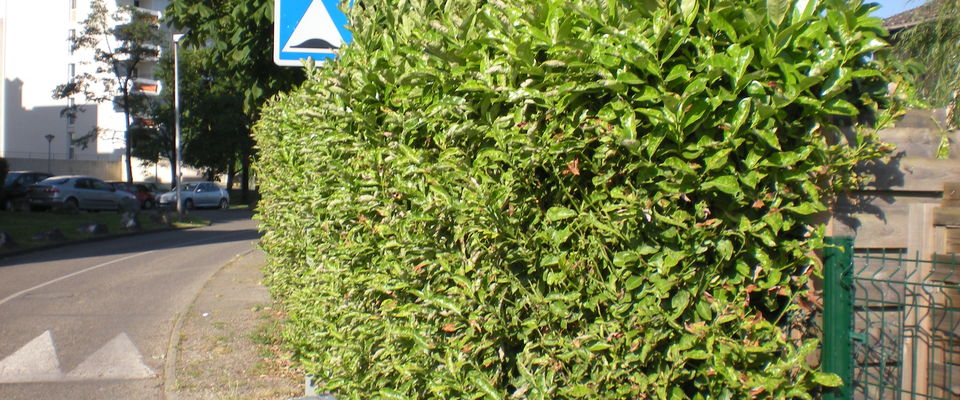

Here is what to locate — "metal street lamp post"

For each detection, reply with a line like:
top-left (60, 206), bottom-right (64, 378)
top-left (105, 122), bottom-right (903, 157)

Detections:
top-left (44, 134), bottom-right (55, 173)
top-left (173, 33), bottom-right (184, 218)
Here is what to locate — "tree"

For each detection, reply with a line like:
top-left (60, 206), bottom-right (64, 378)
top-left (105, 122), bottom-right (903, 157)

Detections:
top-left (52, 0), bottom-right (164, 183)
top-left (891, 0), bottom-right (960, 127)
top-left (129, 100), bottom-right (175, 184)
top-left (150, 45), bottom-right (253, 187)
top-left (163, 0), bottom-right (304, 199)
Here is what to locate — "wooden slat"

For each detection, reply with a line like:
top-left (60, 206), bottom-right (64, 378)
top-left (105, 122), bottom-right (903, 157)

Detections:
top-left (931, 362), bottom-right (960, 399)
top-left (853, 308), bottom-right (902, 364)
top-left (835, 200), bottom-right (909, 249)
top-left (930, 254), bottom-right (960, 283)
top-left (935, 208), bottom-right (960, 227)
top-left (943, 183), bottom-right (960, 201)
top-left (833, 213), bottom-right (907, 248)
top-left (852, 365), bottom-right (900, 400)
top-left (946, 228), bottom-right (960, 253)
top-left (933, 308), bottom-right (960, 338)
top-left (939, 287), bottom-right (960, 308)
top-left (835, 193), bottom-right (942, 249)
top-left (857, 158), bottom-right (960, 192)
top-left (934, 339), bottom-right (960, 368)
top-left (877, 127), bottom-right (960, 160)
top-left (890, 108), bottom-right (950, 129)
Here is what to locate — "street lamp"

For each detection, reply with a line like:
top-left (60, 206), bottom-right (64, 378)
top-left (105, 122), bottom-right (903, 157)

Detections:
top-left (44, 134), bottom-right (55, 173)
top-left (173, 33), bottom-right (184, 217)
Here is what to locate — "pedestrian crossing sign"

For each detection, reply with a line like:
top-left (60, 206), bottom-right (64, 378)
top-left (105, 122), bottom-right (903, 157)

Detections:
top-left (274, 0), bottom-right (353, 67)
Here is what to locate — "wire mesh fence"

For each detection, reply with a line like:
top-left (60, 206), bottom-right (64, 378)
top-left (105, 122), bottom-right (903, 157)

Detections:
top-left (826, 241), bottom-right (960, 400)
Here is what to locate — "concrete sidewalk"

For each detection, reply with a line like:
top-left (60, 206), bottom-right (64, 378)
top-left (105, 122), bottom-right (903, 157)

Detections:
top-left (163, 249), bottom-right (303, 400)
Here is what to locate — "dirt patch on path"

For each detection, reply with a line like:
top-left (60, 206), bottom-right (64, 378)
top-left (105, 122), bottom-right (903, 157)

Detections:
top-left (166, 249), bottom-right (303, 400)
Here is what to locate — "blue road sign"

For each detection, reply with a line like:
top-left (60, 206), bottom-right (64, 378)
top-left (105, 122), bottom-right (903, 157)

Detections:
top-left (274, 0), bottom-right (353, 67)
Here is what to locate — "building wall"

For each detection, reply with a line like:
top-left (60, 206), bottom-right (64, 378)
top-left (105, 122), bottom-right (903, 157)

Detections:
top-left (2, 0), bottom-right (79, 160)
top-left (4, 157), bottom-right (122, 180)
top-left (1, 0), bottom-right (172, 182)
top-left (1, 15), bottom-right (5, 156)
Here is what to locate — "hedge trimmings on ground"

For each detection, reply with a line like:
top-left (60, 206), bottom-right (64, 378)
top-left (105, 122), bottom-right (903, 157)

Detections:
top-left (255, 0), bottom-right (902, 398)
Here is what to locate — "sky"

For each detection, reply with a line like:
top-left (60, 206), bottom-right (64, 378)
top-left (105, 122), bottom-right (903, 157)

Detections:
top-left (870, 0), bottom-right (928, 19)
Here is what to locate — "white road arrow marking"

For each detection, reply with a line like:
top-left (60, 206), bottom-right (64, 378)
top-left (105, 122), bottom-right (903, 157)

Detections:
top-left (0, 330), bottom-right (63, 383)
top-left (66, 333), bottom-right (155, 380)
top-left (282, 0), bottom-right (344, 53)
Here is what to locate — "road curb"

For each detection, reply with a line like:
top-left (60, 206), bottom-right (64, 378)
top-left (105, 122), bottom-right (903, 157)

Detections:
top-left (161, 247), bottom-right (258, 400)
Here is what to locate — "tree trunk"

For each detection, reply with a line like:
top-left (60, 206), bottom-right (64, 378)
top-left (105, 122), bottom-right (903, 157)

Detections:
top-left (170, 154), bottom-right (177, 189)
top-left (241, 152), bottom-right (250, 203)
top-left (167, 134), bottom-right (177, 188)
top-left (122, 89), bottom-right (134, 184)
top-left (226, 156), bottom-right (236, 190)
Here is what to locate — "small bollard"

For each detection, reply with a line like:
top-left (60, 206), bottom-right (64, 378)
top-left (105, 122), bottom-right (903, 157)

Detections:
top-left (285, 375), bottom-right (336, 400)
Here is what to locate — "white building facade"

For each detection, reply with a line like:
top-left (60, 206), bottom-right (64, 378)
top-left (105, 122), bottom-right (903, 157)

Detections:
top-left (0, 0), bottom-right (171, 182)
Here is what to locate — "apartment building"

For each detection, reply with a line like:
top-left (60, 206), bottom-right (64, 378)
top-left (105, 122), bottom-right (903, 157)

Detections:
top-left (0, 0), bottom-right (170, 181)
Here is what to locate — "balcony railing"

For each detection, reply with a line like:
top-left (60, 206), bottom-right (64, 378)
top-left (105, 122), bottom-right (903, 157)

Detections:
top-left (132, 77), bottom-right (161, 95)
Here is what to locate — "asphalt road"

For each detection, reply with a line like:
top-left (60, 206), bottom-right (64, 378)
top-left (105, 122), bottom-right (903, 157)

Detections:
top-left (0, 209), bottom-right (260, 400)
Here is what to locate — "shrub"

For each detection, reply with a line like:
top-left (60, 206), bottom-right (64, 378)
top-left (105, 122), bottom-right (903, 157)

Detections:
top-left (255, 0), bottom-right (903, 398)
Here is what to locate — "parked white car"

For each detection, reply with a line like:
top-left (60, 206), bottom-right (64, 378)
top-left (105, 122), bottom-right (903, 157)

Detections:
top-left (158, 181), bottom-right (230, 210)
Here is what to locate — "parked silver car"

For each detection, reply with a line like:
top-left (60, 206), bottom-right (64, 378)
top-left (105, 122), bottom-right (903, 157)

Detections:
top-left (27, 175), bottom-right (138, 212)
top-left (2, 171), bottom-right (53, 210)
top-left (158, 181), bottom-right (230, 210)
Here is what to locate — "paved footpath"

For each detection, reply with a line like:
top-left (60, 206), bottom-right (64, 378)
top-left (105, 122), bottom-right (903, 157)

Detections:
top-left (165, 248), bottom-right (302, 400)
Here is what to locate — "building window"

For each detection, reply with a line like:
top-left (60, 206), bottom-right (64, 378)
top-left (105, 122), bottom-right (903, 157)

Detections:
top-left (67, 63), bottom-right (76, 80)
top-left (70, 0), bottom-right (76, 9)
top-left (68, 29), bottom-right (76, 54)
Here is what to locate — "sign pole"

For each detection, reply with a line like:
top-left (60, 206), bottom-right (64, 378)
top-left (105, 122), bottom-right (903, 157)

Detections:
top-left (173, 33), bottom-right (184, 218)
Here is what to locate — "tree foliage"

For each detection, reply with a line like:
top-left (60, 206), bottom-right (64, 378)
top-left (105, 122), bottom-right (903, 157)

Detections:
top-left (255, 0), bottom-right (904, 398)
top-left (129, 89), bottom-right (174, 182)
top-left (136, 46), bottom-right (252, 185)
top-left (163, 0), bottom-right (304, 194)
top-left (52, 0), bottom-right (164, 182)
top-left (173, 48), bottom-right (252, 181)
top-left (163, 0), bottom-right (303, 114)
top-left (890, 0), bottom-right (960, 127)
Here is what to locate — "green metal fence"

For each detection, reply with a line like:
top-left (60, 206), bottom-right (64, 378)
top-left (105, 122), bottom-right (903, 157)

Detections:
top-left (823, 237), bottom-right (960, 400)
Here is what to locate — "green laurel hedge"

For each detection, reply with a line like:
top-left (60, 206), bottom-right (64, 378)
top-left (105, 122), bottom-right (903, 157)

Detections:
top-left (254, 0), bottom-right (902, 398)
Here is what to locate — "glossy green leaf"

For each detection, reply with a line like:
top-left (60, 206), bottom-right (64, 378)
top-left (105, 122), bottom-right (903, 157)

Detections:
top-left (767, 0), bottom-right (789, 26)
top-left (546, 206), bottom-right (577, 221)
top-left (567, 384), bottom-right (595, 397)
top-left (701, 175), bottom-right (741, 195)
top-left (681, 0), bottom-right (699, 25)
top-left (811, 372), bottom-right (843, 387)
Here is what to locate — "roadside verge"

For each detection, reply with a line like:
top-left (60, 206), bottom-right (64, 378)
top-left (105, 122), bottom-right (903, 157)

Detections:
top-left (163, 248), bottom-right (302, 400)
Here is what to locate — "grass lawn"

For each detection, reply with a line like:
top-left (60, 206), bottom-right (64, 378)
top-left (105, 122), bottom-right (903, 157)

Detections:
top-left (0, 210), bottom-right (209, 254)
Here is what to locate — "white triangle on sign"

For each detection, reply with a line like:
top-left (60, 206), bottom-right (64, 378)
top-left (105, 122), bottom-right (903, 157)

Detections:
top-left (282, 0), bottom-right (345, 53)
top-left (65, 333), bottom-right (155, 380)
top-left (0, 330), bottom-right (63, 383)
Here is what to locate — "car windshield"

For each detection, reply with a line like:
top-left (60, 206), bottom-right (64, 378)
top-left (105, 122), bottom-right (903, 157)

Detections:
top-left (40, 178), bottom-right (69, 185)
top-left (4, 174), bottom-right (20, 186)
